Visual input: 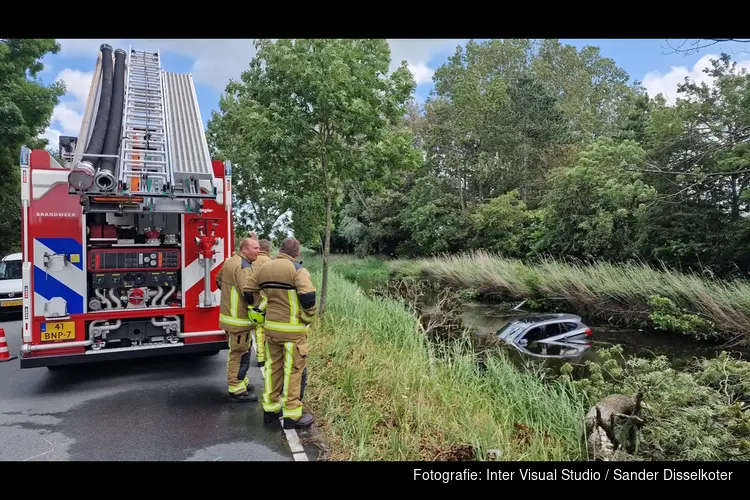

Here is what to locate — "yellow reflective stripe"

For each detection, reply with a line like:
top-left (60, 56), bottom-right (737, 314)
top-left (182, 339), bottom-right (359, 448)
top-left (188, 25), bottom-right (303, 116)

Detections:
top-left (226, 282), bottom-right (252, 324)
top-left (283, 405), bottom-right (302, 419)
top-left (263, 320), bottom-right (309, 333)
top-left (256, 326), bottom-right (265, 362)
top-left (288, 290), bottom-right (298, 325)
top-left (264, 401), bottom-right (282, 412)
top-left (258, 296), bottom-right (268, 312)
top-left (300, 312), bottom-right (314, 323)
top-left (220, 313), bottom-right (253, 326)
top-left (243, 376), bottom-right (250, 387)
top-left (228, 383), bottom-right (245, 393)
top-left (230, 286), bottom-right (238, 317)
top-left (280, 342), bottom-right (293, 410)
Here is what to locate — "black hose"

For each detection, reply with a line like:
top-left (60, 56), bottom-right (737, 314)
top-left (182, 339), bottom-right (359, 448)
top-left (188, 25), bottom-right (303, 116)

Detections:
top-left (82, 44), bottom-right (113, 166)
top-left (98, 48), bottom-right (126, 176)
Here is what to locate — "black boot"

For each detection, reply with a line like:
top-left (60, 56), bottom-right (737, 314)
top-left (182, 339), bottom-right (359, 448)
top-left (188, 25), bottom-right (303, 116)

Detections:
top-left (264, 410), bottom-right (281, 423)
top-left (230, 391), bottom-right (258, 403)
top-left (283, 413), bottom-right (314, 429)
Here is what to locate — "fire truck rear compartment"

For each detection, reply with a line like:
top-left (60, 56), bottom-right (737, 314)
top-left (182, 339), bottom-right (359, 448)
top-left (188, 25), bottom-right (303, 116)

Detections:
top-left (86, 211), bottom-right (183, 316)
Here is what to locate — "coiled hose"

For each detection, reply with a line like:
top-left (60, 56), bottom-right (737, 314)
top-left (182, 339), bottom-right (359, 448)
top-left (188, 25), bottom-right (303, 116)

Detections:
top-left (95, 48), bottom-right (126, 191)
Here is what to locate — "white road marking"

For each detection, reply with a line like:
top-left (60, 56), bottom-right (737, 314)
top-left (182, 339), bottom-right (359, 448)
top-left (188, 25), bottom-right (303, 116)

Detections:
top-left (252, 339), bottom-right (311, 462)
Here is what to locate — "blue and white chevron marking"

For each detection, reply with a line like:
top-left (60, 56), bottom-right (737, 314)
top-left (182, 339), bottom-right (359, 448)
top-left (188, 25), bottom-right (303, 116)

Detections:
top-left (33, 237), bottom-right (85, 317)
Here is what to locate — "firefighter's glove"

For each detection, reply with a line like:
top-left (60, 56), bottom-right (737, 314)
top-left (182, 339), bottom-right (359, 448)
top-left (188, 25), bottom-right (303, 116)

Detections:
top-left (248, 307), bottom-right (266, 325)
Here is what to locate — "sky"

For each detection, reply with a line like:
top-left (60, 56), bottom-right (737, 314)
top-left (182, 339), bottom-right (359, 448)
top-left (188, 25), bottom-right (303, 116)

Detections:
top-left (36, 38), bottom-right (750, 149)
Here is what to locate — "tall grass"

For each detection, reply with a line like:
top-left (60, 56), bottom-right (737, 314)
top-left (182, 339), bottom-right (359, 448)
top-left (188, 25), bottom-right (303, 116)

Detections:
top-left (308, 255), bottom-right (390, 292)
top-left (303, 267), bottom-right (588, 461)
top-left (401, 250), bottom-right (750, 341)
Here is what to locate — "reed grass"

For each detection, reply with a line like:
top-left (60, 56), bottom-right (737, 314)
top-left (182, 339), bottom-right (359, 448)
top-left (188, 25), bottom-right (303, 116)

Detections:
top-left (400, 250), bottom-right (750, 341)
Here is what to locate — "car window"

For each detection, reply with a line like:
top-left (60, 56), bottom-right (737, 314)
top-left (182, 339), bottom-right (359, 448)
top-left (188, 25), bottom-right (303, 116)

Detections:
top-left (497, 322), bottom-right (525, 339)
top-left (561, 322), bottom-right (579, 333)
top-left (545, 322), bottom-right (562, 337)
top-left (0, 260), bottom-right (21, 280)
top-left (524, 326), bottom-right (543, 342)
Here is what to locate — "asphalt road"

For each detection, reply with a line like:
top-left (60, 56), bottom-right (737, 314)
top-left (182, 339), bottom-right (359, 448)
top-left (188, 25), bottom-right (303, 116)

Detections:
top-left (0, 312), bottom-right (317, 461)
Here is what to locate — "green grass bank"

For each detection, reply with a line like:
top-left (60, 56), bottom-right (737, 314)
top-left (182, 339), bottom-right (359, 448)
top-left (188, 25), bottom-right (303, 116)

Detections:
top-left (302, 265), bottom-right (588, 461)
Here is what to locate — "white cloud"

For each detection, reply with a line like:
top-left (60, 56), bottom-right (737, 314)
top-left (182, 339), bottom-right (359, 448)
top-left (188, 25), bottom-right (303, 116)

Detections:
top-left (39, 39), bottom-right (466, 148)
top-left (387, 39), bottom-right (466, 85)
top-left (41, 127), bottom-right (60, 149)
top-left (39, 67), bottom-right (93, 150)
top-left (642, 53), bottom-right (750, 105)
top-left (55, 68), bottom-right (95, 109)
top-left (52, 102), bottom-right (85, 136)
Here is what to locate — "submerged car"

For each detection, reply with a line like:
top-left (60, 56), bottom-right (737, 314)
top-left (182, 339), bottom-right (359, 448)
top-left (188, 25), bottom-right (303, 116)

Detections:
top-left (496, 313), bottom-right (592, 359)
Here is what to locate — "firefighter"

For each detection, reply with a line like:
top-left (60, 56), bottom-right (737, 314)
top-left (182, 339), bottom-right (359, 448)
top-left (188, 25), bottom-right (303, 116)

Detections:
top-left (217, 237), bottom-right (262, 402)
top-left (252, 239), bottom-right (273, 367)
top-left (246, 237), bottom-right (316, 429)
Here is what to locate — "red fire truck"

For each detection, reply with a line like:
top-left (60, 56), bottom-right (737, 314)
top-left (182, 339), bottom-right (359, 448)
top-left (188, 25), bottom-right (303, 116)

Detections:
top-left (18, 44), bottom-right (233, 368)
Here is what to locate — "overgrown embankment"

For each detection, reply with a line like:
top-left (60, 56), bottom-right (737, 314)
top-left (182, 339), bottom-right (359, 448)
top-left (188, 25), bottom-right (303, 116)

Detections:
top-left (303, 267), bottom-right (588, 461)
top-left (302, 252), bottom-right (750, 461)
top-left (395, 250), bottom-right (750, 344)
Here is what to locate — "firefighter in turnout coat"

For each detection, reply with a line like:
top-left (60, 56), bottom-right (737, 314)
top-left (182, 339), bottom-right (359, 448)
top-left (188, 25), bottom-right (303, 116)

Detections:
top-left (245, 237), bottom-right (316, 429)
top-left (251, 239), bottom-right (273, 367)
top-left (217, 237), bottom-right (261, 402)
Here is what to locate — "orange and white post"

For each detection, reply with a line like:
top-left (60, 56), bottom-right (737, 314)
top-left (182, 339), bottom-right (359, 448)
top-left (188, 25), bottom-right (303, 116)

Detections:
top-left (0, 328), bottom-right (16, 362)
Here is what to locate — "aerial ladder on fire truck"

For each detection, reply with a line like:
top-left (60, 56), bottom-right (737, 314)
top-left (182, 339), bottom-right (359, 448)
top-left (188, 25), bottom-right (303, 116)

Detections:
top-left (113, 48), bottom-right (170, 196)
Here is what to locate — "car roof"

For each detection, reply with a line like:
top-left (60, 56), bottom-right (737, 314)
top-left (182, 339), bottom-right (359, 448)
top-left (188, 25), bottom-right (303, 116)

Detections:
top-left (2, 253), bottom-right (21, 261)
top-left (513, 313), bottom-right (583, 324)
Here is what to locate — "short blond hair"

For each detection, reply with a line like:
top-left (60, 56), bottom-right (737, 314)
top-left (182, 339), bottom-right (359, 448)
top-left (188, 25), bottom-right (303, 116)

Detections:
top-left (240, 237), bottom-right (259, 250)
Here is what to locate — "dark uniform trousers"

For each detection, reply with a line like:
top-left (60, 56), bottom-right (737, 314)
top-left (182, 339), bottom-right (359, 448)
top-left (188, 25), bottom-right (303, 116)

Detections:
top-left (262, 334), bottom-right (308, 419)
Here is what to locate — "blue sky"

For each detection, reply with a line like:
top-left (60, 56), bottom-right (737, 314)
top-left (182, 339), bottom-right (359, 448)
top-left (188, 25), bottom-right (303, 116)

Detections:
top-left (37, 38), bottom-right (750, 148)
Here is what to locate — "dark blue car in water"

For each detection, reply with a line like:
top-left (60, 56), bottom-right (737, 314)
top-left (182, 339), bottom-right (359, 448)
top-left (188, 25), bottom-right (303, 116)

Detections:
top-left (496, 313), bottom-right (593, 359)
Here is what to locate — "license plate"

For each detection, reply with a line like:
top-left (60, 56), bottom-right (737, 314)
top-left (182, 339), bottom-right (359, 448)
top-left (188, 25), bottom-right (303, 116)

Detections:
top-left (1, 299), bottom-right (22, 307)
top-left (41, 321), bottom-right (76, 342)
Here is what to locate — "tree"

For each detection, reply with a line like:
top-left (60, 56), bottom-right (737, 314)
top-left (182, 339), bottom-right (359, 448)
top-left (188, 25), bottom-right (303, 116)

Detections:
top-left (217, 39), bottom-right (419, 314)
top-left (207, 98), bottom-right (293, 240)
top-left (533, 137), bottom-right (656, 262)
top-left (0, 39), bottom-right (65, 254)
top-left (662, 39), bottom-right (750, 56)
top-left (530, 39), bottom-right (636, 142)
top-left (633, 53), bottom-right (750, 275)
top-left (0, 39), bottom-right (65, 173)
